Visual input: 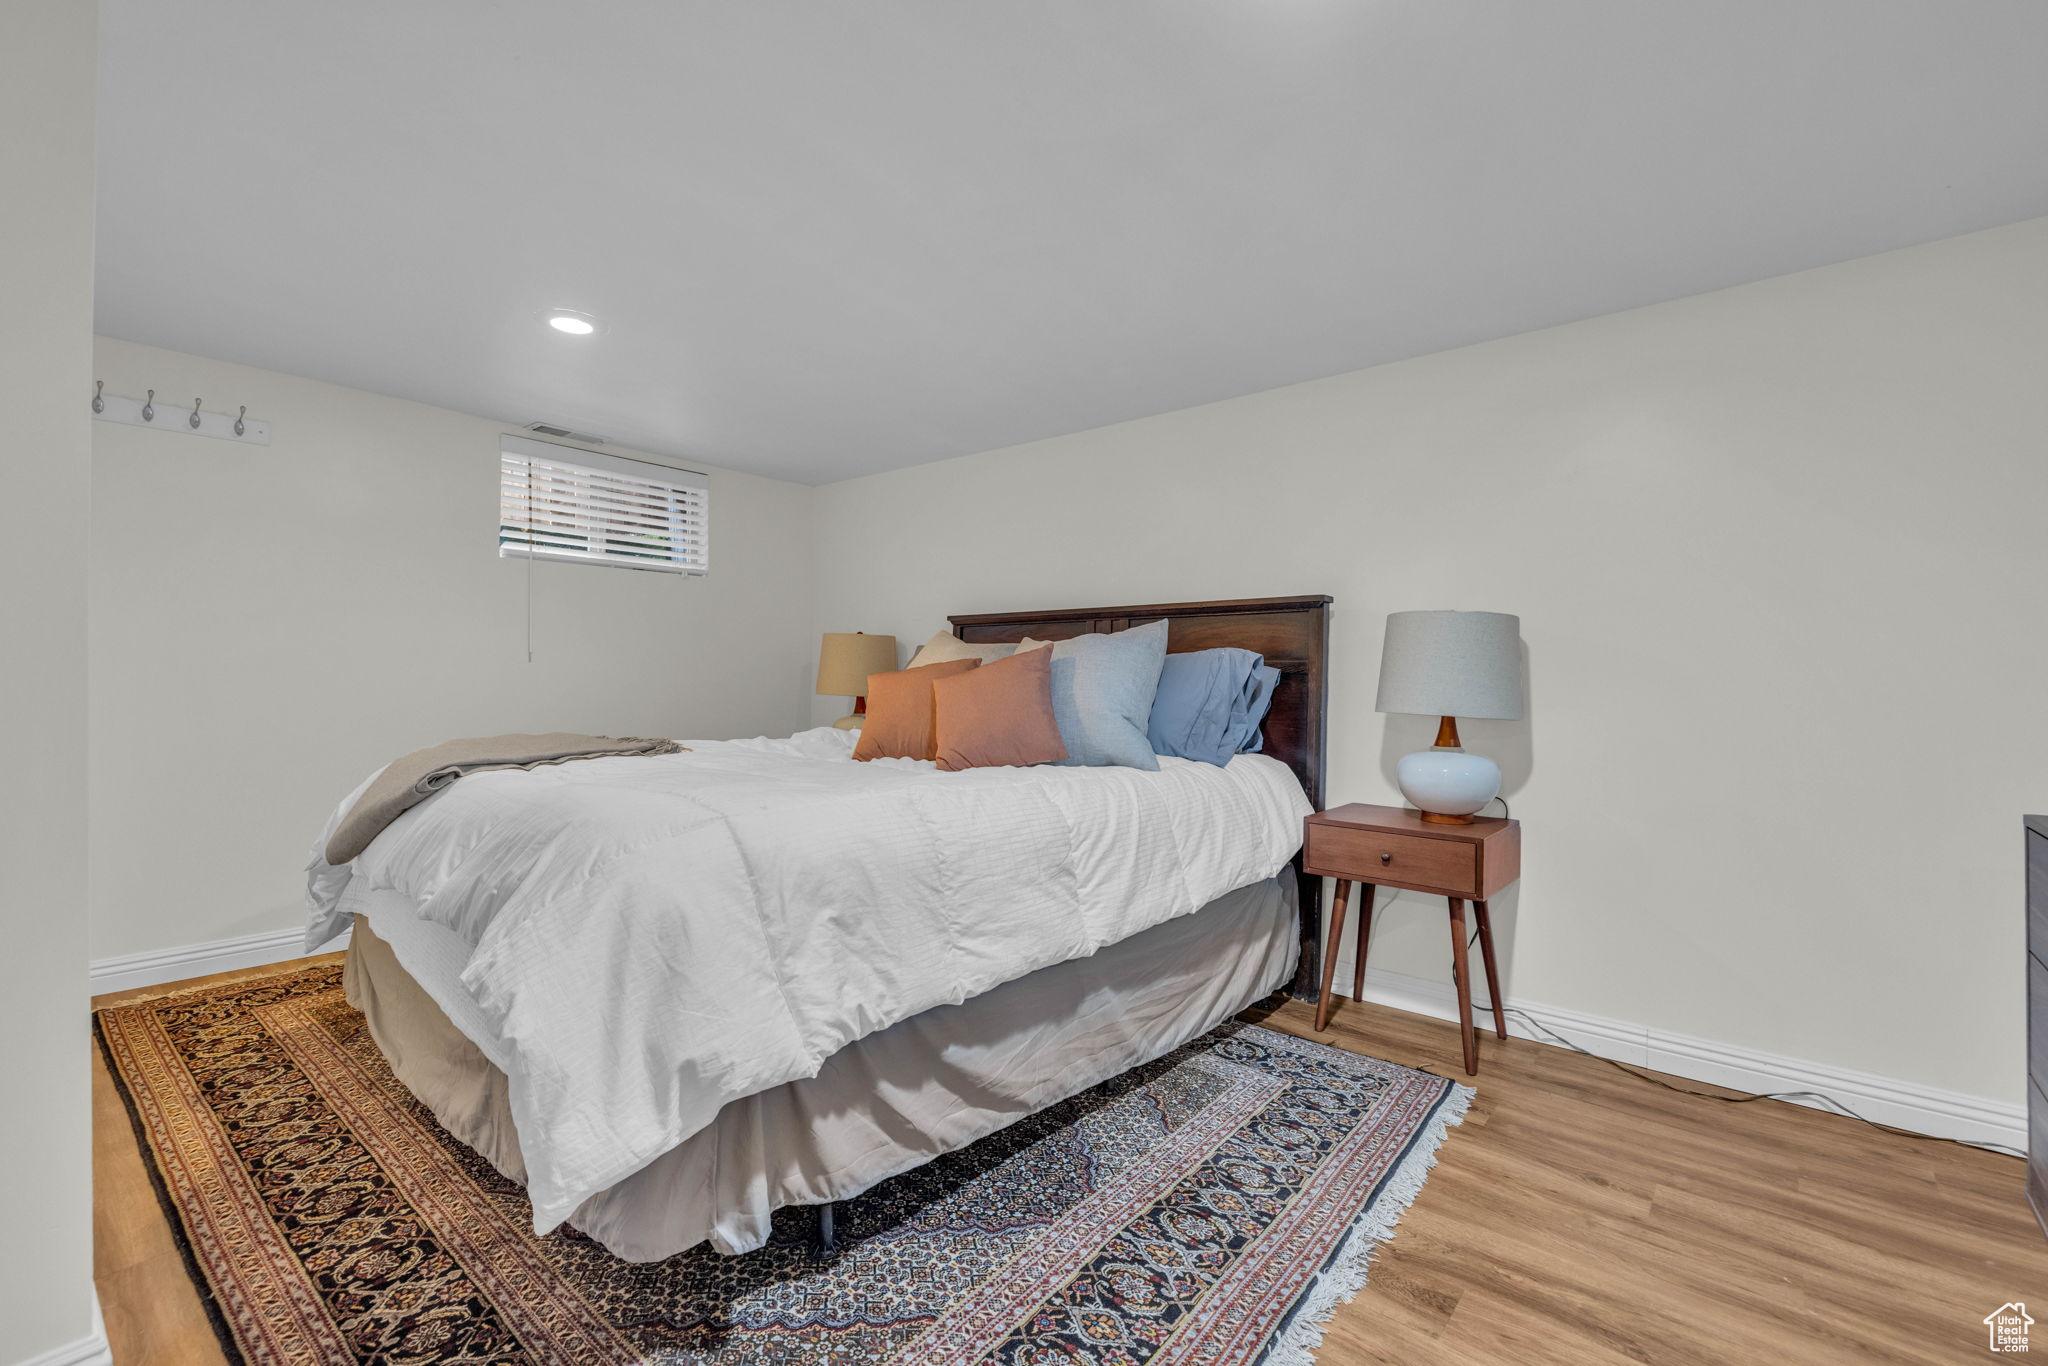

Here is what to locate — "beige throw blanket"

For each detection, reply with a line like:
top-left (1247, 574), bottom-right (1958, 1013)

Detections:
top-left (325, 733), bottom-right (685, 865)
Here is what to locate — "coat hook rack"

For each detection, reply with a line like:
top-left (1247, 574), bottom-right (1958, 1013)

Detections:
top-left (90, 381), bottom-right (271, 445)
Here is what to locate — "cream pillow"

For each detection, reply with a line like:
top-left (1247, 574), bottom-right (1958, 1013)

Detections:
top-left (905, 630), bottom-right (1018, 669)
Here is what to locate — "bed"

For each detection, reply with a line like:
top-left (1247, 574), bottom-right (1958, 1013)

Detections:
top-left (311, 595), bottom-right (1331, 1260)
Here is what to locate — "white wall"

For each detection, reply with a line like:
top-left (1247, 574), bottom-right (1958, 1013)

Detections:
top-left (813, 218), bottom-right (2048, 1106)
top-left (0, 2), bottom-right (99, 1362)
top-left (89, 339), bottom-right (818, 961)
top-left (78, 218), bottom-right (2048, 1115)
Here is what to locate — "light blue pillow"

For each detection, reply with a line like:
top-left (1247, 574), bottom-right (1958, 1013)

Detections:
top-left (1148, 648), bottom-right (1282, 765)
top-left (1031, 618), bottom-right (1169, 770)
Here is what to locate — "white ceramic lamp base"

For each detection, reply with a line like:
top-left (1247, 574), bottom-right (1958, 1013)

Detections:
top-left (1396, 747), bottom-right (1500, 824)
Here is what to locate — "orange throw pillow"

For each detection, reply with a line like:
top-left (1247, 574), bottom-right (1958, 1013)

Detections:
top-left (931, 646), bottom-right (1069, 771)
top-left (852, 658), bottom-right (980, 761)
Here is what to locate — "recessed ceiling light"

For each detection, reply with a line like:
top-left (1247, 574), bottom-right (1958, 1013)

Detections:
top-left (544, 309), bottom-right (599, 336)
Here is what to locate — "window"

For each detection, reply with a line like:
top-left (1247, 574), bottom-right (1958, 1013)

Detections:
top-left (499, 435), bottom-right (709, 575)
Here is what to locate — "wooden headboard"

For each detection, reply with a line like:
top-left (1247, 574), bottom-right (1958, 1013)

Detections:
top-left (949, 594), bottom-right (1332, 1000)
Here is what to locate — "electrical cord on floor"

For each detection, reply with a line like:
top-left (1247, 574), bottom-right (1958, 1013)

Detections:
top-left (1451, 928), bottom-right (2025, 1160)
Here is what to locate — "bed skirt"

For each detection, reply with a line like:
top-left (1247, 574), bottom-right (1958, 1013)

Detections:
top-left (345, 875), bottom-right (1298, 1260)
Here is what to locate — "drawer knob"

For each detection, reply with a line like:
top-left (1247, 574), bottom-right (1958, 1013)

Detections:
top-left (1380, 852), bottom-right (1392, 864)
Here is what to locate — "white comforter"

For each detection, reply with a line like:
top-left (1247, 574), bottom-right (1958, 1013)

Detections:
top-left (306, 726), bottom-right (1309, 1234)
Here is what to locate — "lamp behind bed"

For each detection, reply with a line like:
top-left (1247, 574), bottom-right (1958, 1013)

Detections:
top-left (817, 632), bottom-right (899, 729)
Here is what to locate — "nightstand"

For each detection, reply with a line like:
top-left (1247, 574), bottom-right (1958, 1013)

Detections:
top-left (1303, 802), bottom-right (1522, 1074)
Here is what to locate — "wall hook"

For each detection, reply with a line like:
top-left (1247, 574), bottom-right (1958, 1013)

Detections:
top-left (189, 397), bottom-right (204, 430)
top-left (141, 390), bottom-right (155, 422)
top-left (92, 380), bottom-right (104, 414)
top-left (234, 405), bottom-right (246, 437)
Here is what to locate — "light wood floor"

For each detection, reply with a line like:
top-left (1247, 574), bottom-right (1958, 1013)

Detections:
top-left (94, 958), bottom-right (2045, 1364)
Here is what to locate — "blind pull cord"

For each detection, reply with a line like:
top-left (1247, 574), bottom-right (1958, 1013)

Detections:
top-left (525, 473), bottom-right (534, 663)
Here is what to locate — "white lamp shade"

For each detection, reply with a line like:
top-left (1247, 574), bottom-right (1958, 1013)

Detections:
top-left (1375, 610), bottom-right (1522, 720)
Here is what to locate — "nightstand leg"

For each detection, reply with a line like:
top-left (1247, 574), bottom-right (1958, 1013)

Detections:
top-left (1351, 884), bottom-right (1375, 1003)
top-left (1447, 898), bottom-right (1478, 1075)
top-left (1315, 879), bottom-right (1351, 1031)
top-left (1474, 899), bottom-right (1507, 1040)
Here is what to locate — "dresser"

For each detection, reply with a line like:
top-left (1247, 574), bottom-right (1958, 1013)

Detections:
top-left (2029, 815), bottom-right (2048, 1237)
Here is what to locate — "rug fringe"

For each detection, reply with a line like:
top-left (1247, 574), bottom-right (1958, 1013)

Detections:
top-left (1260, 1080), bottom-right (1474, 1366)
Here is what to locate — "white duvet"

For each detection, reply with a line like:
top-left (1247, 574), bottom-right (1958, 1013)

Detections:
top-left (306, 726), bottom-right (1309, 1234)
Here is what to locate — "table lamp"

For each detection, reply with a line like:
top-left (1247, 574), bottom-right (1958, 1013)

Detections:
top-left (1375, 610), bottom-right (1522, 823)
top-left (816, 632), bottom-right (899, 730)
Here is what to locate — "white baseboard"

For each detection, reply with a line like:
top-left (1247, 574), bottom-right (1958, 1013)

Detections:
top-left (88, 924), bottom-right (2022, 1150)
top-left (90, 924), bottom-right (349, 996)
top-left (11, 1292), bottom-right (110, 1366)
top-left (1345, 964), bottom-right (2025, 1151)
top-left (12, 1331), bottom-right (110, 1366)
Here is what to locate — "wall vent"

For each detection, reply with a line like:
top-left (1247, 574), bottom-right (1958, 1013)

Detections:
top-left (524, 421), bottom-right (607, 445)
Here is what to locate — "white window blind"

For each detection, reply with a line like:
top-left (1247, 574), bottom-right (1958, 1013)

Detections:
top-left (499, 435), bottom-right (709, 575)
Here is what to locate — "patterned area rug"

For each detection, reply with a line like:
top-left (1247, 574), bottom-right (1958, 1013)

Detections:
top-left (98, 964), bottom-right (1468, 1366)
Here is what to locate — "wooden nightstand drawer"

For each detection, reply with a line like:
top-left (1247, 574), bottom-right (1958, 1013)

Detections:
top-left (1305, 823), bottom-right (1478, 895)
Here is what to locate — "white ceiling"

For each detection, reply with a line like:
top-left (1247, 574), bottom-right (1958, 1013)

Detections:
top-left (96, 2), bottom-right (2048, 484)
